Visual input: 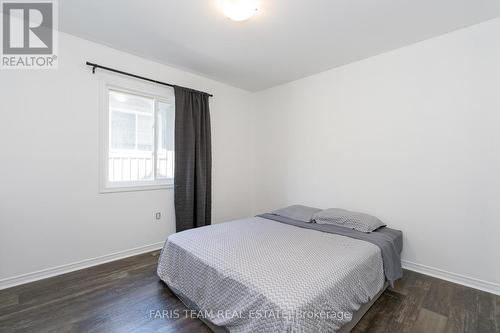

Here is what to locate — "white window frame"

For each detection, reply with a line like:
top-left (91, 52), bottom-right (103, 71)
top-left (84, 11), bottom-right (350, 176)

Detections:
top-left (99, 81), bottom-right (174, 193)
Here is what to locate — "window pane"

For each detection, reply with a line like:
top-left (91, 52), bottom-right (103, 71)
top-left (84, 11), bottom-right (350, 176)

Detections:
top-left (137, 114), bottom-right (153, 151)
top-left (110, 111), bottom-right (135, 150)
top-left (108, 90), bottom-right (154, 182)
top-left (156, 101), bottom-right (175, 179)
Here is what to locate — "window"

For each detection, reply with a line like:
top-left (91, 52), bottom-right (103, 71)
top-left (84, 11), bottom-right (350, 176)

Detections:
top-left (101, 85), bottom-right (174, 192)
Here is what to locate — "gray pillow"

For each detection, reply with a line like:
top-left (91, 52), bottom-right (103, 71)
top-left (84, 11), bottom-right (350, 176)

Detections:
top-left (271, 205), bottom-right (322, 223)
top-left (312, 208), bottom-right (386, 233)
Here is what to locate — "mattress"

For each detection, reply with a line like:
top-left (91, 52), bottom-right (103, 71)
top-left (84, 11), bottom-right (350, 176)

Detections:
top-left (157, 216), bottom-right (388, 332)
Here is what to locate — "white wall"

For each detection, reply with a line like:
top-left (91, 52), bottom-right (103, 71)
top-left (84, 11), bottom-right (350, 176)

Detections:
top-left (0, 32), bottom-right (255, 282)
top-left (253, 19), bottom-right (500, 289)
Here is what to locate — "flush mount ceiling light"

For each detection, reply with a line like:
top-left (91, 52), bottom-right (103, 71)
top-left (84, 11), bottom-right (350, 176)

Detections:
top-left (217, 0), bottom-right (259, 22)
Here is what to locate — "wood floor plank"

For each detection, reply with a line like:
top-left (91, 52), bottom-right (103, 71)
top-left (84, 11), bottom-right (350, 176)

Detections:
top-left (392, 281), bottom-right (432, 332)
top-left (0, 292), bottom-right (18, 310)
top-left (411, 308), bottom-right (448, 333)
top-left (477, 290), bottom-right (498, 333)
top-left (445, 307), bottom-right (477, 333)
top-left (1, 263), bottom-right (156, 323)
top-left (350, 293), bottom-right (390, 333)
top-left (350, 290), bottom-right (403, 333)
top-left (451, 283), bottom-right (480, 314)
top-left (422, 277), bottom-right (455, 317)
top-left (1, 251), bottom-right (499, 333)
top-left (496, 296), bottom-right (500, 332)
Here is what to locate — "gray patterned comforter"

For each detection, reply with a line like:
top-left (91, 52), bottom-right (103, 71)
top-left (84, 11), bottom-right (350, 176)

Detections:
top-left (157, 217), bottom-right (385, 332)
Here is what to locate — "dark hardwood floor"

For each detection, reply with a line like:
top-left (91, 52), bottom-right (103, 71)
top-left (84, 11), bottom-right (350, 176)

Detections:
top-left (0, 251), bottom-right (498, 333)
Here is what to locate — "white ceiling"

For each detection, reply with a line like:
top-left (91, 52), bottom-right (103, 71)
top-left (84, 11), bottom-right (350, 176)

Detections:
top-left (60, 0), bottom-right (500, 91)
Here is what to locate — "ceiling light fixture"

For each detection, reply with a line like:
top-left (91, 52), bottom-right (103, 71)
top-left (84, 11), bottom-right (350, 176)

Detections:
top-left (217, 0), bottom-right (259, 22)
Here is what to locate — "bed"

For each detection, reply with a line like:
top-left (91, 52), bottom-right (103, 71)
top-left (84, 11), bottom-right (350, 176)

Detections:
top-left (157, 213), bottom-right (402, 333)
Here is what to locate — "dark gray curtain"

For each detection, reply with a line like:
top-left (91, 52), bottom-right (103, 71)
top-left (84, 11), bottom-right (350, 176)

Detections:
top-left (174, 86), bottom-right (212, 232)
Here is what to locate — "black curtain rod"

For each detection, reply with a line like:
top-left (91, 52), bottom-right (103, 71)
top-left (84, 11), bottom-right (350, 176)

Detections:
top-left (85, 61), bottom-right (213, 97)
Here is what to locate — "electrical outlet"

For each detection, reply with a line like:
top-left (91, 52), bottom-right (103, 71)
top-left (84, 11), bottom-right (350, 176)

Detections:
top-left (155, 212), bottom-right (161, 220)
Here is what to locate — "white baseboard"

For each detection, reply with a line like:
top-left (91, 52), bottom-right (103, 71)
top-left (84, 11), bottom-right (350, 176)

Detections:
top-left (0, 242), bottom-right (164, 290)
top-left (2, 246), bottom-right (498, 296)
top-left (402, 260), bottom-right (500, 296)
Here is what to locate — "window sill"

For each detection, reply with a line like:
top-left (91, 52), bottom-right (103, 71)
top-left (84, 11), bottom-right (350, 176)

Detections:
top-left (100, 183), bottom-right (174, 194)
